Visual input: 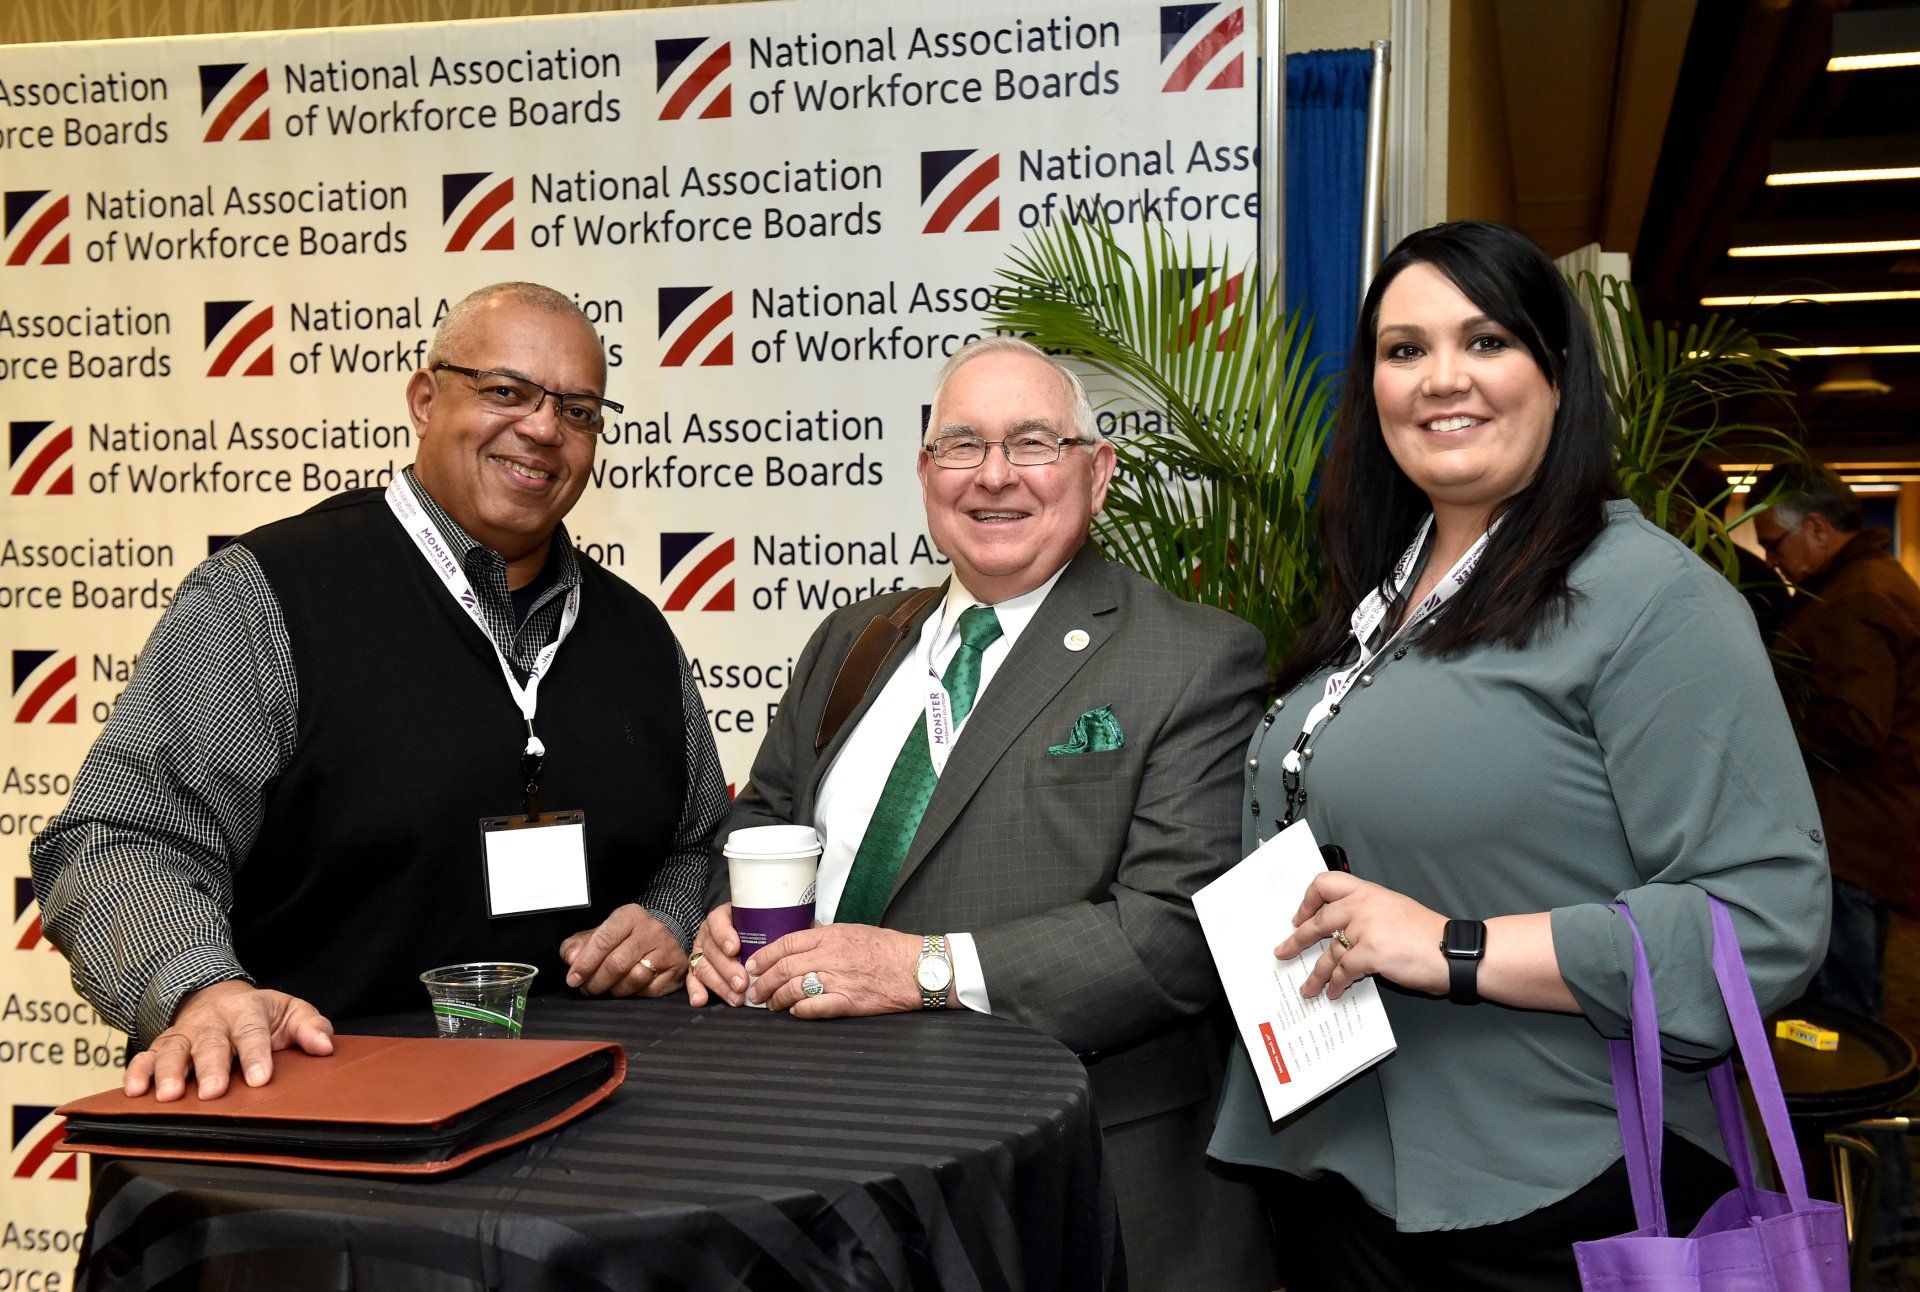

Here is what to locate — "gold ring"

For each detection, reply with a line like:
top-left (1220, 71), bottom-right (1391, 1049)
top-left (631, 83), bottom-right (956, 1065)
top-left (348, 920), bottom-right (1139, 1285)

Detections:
top-left (640, 956), bottom-right (657, 973)
top-left (1333, 930), bottom-right (1353, 951)
top-left (687, 951), bottom-right (705, 971)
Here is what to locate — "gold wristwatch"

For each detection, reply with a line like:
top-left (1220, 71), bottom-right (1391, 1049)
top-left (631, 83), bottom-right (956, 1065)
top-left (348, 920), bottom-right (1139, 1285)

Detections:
top-left (915, 934), bottom-right (953, 1009)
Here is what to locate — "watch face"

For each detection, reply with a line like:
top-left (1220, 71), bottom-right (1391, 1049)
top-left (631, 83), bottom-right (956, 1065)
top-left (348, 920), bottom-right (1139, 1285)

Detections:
top-left (1444, 920), bottom-right (1486, 958)
top-left (916, 956), bottom-right (953, 992)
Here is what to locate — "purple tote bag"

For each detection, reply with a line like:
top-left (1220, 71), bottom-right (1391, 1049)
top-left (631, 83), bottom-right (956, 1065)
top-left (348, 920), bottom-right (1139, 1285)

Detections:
top-left (1573, 898), bottom-right (1849, 1290)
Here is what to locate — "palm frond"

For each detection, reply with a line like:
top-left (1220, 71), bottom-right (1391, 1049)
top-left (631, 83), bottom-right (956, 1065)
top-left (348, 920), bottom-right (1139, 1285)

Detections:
top-left (1574, 271), bottom-right (1802, 579)
top-left (988, 215), bottom-right (1335, 683)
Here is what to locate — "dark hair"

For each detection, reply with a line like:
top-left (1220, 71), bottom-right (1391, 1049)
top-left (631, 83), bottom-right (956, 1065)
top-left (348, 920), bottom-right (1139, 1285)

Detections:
top-left (1747, 461), bottom-right (1863, 533)
top-left (1275, 221), bottom-right (1619, 694)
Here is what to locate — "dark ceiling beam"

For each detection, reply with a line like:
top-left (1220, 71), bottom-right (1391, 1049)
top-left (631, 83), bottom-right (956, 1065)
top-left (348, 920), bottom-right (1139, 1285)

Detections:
top-left (1830, 6), bottom-right (1920, 70)
top-left (1726, 214), bottom-right (1920, 254)
top-left (1635, 0), bottom-right (1797, 300)
top-left (1668, 2), bottom-right (1836, 307)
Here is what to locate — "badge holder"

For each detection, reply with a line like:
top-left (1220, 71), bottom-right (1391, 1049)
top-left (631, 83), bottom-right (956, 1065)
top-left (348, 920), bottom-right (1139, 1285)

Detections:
top-left (479, 743), bottom-right (590, 919)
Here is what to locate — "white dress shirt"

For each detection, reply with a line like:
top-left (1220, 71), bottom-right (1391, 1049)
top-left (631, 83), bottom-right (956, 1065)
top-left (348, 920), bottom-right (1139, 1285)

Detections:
top-left (812, 566), bottom-right (1068, 1013)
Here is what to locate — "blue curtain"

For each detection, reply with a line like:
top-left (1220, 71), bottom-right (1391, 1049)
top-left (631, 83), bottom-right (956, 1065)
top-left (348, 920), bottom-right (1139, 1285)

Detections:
top-left (1284, 49), bottom-right (1373, 383)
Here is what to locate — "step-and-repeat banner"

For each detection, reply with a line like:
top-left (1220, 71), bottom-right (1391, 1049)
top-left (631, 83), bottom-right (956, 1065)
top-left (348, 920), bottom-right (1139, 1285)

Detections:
top-left (0, 0), bottom-right (1254, 1266)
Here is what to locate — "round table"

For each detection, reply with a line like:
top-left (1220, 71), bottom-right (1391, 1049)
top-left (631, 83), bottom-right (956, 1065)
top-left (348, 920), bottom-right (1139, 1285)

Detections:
top-left (74, 997), bottom-right (1122, 1291)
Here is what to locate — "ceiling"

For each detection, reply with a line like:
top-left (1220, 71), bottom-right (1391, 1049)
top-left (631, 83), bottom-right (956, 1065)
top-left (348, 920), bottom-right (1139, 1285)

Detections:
top-left (1483, 0), bottom-right (1920, 464)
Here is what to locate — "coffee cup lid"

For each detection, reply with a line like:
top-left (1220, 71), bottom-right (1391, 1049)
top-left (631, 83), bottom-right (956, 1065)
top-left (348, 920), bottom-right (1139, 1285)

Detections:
top-left (724, 824), bottom-right (822, 858)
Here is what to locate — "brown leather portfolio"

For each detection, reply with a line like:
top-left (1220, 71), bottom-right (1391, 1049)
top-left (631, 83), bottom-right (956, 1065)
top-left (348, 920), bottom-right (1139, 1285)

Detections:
top-left (54, 1034), bottom-right (626, 1176)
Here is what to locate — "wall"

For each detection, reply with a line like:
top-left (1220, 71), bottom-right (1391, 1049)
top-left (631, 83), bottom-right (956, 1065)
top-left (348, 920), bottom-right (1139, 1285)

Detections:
top-left (3, 0), bottom-right (748, 45)
top-left (1286, 0), bottom-right (1389, 52)
top-left (1444, 0), bottom-right (1514, 226)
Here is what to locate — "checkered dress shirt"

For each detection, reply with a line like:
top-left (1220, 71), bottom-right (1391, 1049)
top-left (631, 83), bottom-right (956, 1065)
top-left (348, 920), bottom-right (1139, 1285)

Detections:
top-left (30, 470), bottom-right (727, 1045)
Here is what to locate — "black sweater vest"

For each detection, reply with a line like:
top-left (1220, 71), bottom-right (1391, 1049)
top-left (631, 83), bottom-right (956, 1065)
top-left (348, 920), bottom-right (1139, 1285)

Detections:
top-left (236, 489), bottom-right (687, 1021)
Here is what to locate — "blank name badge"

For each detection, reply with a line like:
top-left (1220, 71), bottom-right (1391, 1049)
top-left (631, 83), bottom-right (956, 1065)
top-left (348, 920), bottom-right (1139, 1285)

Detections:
top-left (480, 811), bottom-right (590, 917)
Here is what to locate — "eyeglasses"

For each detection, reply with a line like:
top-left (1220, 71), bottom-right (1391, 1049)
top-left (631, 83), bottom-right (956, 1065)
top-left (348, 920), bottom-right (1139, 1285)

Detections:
top-left (432, 363), bottom-right (624, 436)
top-left (922, 431), bottom-right (1096, 469)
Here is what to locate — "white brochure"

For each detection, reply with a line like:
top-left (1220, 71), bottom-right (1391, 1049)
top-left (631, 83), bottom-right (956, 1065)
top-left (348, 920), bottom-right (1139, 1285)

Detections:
top-left (1194, 820), bottom-right (1397, 1121)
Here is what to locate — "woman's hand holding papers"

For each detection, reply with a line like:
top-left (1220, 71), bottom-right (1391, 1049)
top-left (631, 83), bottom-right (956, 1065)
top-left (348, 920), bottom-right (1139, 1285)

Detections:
top-left (1275, 871), bottom-right (1449, 1001)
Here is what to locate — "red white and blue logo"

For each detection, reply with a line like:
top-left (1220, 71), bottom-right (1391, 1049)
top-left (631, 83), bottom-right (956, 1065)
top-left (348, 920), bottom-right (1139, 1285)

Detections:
top-left (9, 421), bottom-right (74, 497)
top-left (658, 287), bottom-right (733, 367)
top-left (11, 651), bottom-right (78, 725)
top-left (1161, 4), bottom-right (1246, 92)
top-left (10, 1107), bottom-right (77, 1181)
top-left (660, 533), bottom-right (735, 611)
top-left (205, 301), bottom-right (273, 377)
top-left (443, 172), bottom-right (514, 252)
top-left (199, 62), bottom-right (270, 141)
top-left (920, 150), bottom-right (1000, 234)
top-left (3, 191), bottom-right (70, 267)
top-left (13, 879), bottom-right (50, 953)
top-left (1168, 266), bottom-right (1245, 350)
top-left (655, 37), bottom-right (731, 120)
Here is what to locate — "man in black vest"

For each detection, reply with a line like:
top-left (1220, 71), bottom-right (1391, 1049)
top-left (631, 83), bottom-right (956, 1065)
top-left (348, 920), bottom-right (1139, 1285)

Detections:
top-left (32, 282), bottom-right (726, 1102)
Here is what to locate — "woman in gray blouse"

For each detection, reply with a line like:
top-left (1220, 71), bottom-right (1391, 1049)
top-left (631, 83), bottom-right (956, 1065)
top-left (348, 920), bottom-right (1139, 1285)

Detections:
top-left (1208, 221), bottom-right (1829, 1290)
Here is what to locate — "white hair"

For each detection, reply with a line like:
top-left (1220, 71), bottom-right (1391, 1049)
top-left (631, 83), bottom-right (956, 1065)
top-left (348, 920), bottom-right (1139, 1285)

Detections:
top-left (926, 336), bottom-right (1102, 445)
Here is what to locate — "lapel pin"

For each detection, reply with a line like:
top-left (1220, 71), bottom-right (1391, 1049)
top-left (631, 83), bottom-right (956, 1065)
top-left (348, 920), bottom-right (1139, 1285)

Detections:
top-left (1063, 628), bottom-right (1090, 652)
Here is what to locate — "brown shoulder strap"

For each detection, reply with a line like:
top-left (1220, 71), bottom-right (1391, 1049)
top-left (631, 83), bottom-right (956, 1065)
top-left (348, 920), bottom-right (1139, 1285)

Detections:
top-left (814, 585), bottom-right (943, 753)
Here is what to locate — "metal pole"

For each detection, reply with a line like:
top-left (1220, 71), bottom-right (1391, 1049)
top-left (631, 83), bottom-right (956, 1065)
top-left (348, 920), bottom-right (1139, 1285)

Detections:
top-left (1360, 39), bottom-right (1390, 299)
top-left (1258, 0), bottom-right (1285, 302)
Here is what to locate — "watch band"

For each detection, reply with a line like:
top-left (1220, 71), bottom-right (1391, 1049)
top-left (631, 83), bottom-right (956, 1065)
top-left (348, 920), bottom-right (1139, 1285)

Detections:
top-left (919, 934), bottom-right (950, 1010)
top-left (1446, 950), bottom-right (1478, 1005)
top-left (1442, 919), bottom-right (1486, 1006)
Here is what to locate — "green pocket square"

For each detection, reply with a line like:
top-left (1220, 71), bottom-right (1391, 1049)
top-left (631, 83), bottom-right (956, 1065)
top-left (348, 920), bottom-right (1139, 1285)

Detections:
top-left (1048, 705), bottom-right (1124, 756)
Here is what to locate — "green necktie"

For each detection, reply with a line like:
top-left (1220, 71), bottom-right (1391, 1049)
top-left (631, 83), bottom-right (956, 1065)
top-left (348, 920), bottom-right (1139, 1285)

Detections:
top-left (834, 605), bottom-right (1003, 925)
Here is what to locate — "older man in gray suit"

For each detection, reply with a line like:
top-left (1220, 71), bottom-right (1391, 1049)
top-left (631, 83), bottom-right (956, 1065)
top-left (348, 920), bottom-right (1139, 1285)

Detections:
top-left (686, 337), bottom-right (1275, 1289)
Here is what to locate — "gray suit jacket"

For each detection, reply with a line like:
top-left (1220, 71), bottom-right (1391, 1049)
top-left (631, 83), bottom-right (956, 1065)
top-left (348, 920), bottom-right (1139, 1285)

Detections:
top-left (717, 541), bottom-right (1264, 1114)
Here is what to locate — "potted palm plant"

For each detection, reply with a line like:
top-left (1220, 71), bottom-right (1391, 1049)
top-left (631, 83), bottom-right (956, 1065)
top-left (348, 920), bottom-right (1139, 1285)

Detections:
top-left (986, 217), bottom-right (1336, 684)
top-left (1573, 271), bottom-right (1800, 582)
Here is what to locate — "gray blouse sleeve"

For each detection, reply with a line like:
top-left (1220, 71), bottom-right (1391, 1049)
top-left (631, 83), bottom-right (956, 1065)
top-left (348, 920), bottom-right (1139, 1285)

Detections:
top-left (1552, 559), bottom-right (1830, 1062)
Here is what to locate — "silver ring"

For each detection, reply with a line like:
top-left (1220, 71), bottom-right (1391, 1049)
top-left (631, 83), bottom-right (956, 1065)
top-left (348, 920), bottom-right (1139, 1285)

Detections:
top-left (801, 971), bottom-right (825, 998)
top-left (1333, 930), bottom-right (1353, 951)
top-left (640, 956), bottom-right (657, 973)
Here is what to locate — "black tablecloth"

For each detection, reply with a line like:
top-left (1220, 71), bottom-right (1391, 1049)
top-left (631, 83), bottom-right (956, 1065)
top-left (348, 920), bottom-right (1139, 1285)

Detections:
top-left (74, 998), bottom-right (1121, 1292)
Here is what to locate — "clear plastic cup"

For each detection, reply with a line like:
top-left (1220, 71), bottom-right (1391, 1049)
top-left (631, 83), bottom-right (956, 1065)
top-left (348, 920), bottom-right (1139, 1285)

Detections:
top-left (419, 962), bottom-right (538, 1038)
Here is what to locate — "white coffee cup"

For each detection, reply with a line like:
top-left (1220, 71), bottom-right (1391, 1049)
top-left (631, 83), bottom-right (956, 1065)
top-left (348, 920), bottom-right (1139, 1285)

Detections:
top-left (723, 824), bottom-right (821, 1006)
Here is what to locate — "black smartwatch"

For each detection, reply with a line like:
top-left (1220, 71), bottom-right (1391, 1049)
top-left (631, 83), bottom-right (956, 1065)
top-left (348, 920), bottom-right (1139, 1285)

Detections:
top-left (1441, 919), bottom-right (1486, 1005)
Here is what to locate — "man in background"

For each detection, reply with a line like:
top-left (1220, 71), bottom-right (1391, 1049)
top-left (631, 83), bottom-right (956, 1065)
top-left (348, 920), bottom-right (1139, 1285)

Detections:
top-left (686, 337), bottom-right (1277, 1290)
top-left (33, 282), bottom-right (726, 1101)
top-left (1750, 461), bottom-right (1920, 1016)
top-left (1750, 460), bottom-right (1920, 1262)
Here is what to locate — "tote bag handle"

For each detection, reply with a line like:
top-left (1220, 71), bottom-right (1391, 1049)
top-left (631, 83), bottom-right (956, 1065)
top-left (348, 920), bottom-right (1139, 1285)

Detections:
top-left (1608, 897), bottom-right (1813, 1235)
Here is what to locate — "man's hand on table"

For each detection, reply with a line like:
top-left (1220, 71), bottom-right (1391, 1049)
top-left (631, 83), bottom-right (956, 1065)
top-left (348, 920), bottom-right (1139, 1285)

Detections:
top-left (747, 925), bottom-right (928, 1018)
top-left (685, 903), bottom-right (750, 1007)
top-left (560, 903), bottom-right (688, 998)
top-left (126, 979), bottom-right (335, 1102)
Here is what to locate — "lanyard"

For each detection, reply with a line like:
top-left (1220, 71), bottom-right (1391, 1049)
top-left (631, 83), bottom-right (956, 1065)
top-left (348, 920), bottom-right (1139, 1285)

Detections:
top-left (1277, 515), bottom-right (1498, 823)
top-left (922, 603), bottom-right (969, 776)
top-left (384, 478), bottom-right (579, 810)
